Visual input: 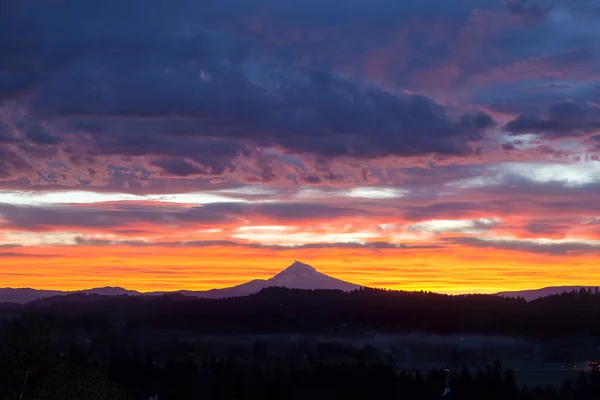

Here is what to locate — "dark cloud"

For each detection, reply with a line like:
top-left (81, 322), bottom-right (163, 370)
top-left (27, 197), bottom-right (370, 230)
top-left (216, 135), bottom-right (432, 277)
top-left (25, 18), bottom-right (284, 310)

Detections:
top-left (0, 147), bottom-right (33, 179)
top-left (0, 252), bottom-right (57, 258)
top-left (401, 201), bottom-right (511, 221)
top-left (457, 180), bottom-right (600, 214)
top-left (63, 119), bottom-right (248, 176)
top-left (459, 112), bottom-right (497, 133)
top-left (150, 157), bottom-right (234, 177)
top-left (0, 201), bottom-right (364, 231)
top-left (505, 102), bottom-right (600, 138)
top-left (72, 237), bottom-right (443, 250)
top-left (34, 60), bottom-right (494, 159)
top-left (445, 236), bottom-right (600, 255)
top-left (0, 0), bottom-right (598, 187)
top-left (0, 122), bottom-right (20, 143)
top-left (534, 144), bottom-right (570, 158)
top-left (73, 237), bottom-right (149, 247)
top-left (0, 0), bottom-right (496, 165)
top-left (524, 221), bottom-right (569, 235)
top-left (584, 134), bottom-right (600, 152)
top-left (0, 203), bottom-right (232, 231)
top-left (25, 125), bottom-right (61, 145)
top-left (486, 102), bottom-right (544, 117)
top-left (528, 84), bottom-right (572, 93)
top-left (504, 0), bottom-right (550, 23)
top-left (199, 202), bottom-right (366, 222)
top-left (0, 244), bottom-right (21, 249)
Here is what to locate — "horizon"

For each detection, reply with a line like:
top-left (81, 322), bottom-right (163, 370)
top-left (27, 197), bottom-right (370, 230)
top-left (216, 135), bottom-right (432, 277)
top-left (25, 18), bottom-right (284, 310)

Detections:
top-left (2, 0), bottom-right (600, 293)
top-left (1, 260), bottom-right (598, 296)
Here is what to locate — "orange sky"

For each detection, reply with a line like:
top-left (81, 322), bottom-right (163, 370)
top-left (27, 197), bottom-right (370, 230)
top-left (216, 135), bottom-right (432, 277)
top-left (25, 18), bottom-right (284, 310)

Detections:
top-left (2, 242), bottom-right (598, 294)
top-left (2, 182), bottom-right (600, 294)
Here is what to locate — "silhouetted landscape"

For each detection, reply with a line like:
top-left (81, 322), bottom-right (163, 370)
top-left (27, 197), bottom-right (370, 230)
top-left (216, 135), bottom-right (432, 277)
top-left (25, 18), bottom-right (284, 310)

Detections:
top-left (3, 282), bottom-right (600, 399)
top-left (0, 261), bottom-right (360, 304)
top-left (3, 261), bottom-right (595, 304)
top-left (7, 285), bottom-right (600, 337)
top-left (3, 0), bottom-right (600, 396)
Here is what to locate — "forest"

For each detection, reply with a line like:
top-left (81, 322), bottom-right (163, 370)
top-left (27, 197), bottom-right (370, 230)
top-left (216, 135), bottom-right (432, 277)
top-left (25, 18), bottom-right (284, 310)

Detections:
top-left (3, 287), bottom-right (600, 398)
top-left (5, 286), bottom-right (600, 337)
top-left (1, 318), bottom-right (600, 400)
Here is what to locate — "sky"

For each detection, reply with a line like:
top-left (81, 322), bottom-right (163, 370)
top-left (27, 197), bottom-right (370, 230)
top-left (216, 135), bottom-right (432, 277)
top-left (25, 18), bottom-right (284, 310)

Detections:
top-left (1, 0), bottom-right (600, 294)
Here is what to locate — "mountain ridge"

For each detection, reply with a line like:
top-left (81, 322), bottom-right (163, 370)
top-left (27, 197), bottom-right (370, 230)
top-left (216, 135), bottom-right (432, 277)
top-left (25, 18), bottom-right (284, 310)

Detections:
top-left (496, 286), bottom-right (600, 301)
top-left (0, 261), bottom-right (360, 304)
top-left (1, 261), bottom-right (594, 304)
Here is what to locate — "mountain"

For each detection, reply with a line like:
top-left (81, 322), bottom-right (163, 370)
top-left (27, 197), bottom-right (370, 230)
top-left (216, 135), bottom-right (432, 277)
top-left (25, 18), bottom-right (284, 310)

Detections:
top-left (0, 288), bottom-right (65, 304)
top-left (80, 286), bottom-right (141, 296)
top-left (151, 261), bottom-right (360, 298)
top-left (267, 260), bottom-right (359, 291)
top-left (0, 261), bottom-right (360, 304)
top-left (165, 279), bottom-right (269, 299)
top-left (0, 286), bottom-right (139, 304)
top-left (3, 264), bottom-right (597, 304)
top-left (496, 286), bottom-right (599, 301)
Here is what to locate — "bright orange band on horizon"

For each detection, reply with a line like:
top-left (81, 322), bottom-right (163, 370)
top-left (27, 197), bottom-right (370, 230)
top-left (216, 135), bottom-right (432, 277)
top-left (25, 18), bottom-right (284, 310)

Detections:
top-left (1, 244), bottom-right (597, 294)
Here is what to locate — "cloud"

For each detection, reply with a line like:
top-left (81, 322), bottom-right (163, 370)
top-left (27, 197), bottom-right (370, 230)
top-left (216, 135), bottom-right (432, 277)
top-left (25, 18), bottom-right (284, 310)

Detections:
top-left (504, 0), bottom-right (550, 23)
top-left (0, 147), bottom-right (34, 179)
top-left (504, 102), bottom-right (600, 138)
top-left (449, 161), bottom-right (600, 189)
top-left (0, 122), bottom-right (20, 143)
top-left (404, 218), bottom-right (500, 234)
top-left (150, 157), bottom-right (235, 177)
top-left (0, 201), bottom-right (365, 232)
top-left (445, 236), bottom-right (600, 255)
top-left (1, 0), bottom-right (599, 188)
top-left (25, 124), bottom-right (62, 145)
top-left (400, 201), bottom-right (511, 221)
top-left (34, 64), bottom-right (494, 159)
top-left (501, 142), bottom-right (517, 151)
top-left (0, 0), bottom-right (498, 172)
top-left (584, 134), bottom-right (600, 152)
top-left (0, 252), bottom-right (57, 258)
top-left (0, 203), bottom-right (232, 232)
top-left (72, 237), bottom-right (442, 250)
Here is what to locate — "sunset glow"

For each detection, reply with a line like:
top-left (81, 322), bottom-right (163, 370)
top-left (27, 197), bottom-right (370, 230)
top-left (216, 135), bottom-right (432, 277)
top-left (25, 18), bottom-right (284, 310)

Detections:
top-left (1, 0), bottom-right (600, 293)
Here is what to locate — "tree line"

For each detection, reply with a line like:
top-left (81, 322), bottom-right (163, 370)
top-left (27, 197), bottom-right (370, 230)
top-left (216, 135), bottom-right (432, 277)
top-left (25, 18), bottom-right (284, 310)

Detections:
top-left (10, 286), bottom-right (600, 337)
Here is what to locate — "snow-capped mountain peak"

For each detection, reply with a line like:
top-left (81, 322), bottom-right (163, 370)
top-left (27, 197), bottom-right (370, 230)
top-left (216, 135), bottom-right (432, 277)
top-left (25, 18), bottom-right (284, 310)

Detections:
top-left (266, 261), bottom-right (359, 291)
top-left (276, 260), bottom-right (317, 275)
top-left (0, 261), bottom-right (361, 303)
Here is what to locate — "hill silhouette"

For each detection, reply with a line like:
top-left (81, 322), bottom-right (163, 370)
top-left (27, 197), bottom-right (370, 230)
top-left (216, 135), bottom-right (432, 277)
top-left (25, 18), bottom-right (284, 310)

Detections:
top-left (2, 260), bottom-right (596, 304)
top-left (0, 261), bottom-right (360, 303)
top-left (5, 286), bottom-right (600, 338)
top-left (497, 286), bottom-right (600, 301)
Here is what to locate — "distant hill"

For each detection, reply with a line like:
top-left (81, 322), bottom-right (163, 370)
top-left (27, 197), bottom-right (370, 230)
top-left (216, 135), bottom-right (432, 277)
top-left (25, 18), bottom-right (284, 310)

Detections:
top-left (3, 261), bottom-right (596, 304)
top-left (10, 285), bottom-right (600, 338)
top-left (496, 286), bottom-right (600, 301)
top-left (80, 287), bottom-right (141, 296)
top-left (0, 286), bottom-right (140, 304)
top-left (0, 261), bottom-right (360, 304)
top-left (0, 288), bottom-right (65, 304)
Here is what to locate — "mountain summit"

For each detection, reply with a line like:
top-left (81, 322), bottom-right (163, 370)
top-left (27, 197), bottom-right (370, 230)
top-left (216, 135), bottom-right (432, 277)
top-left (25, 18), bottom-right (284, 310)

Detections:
top-left (267, 261), bottom-right (359, 291)
top-left (0, 261), bottom-right (361, 304)
top-left (177, 260), bottom-right (360, 299)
